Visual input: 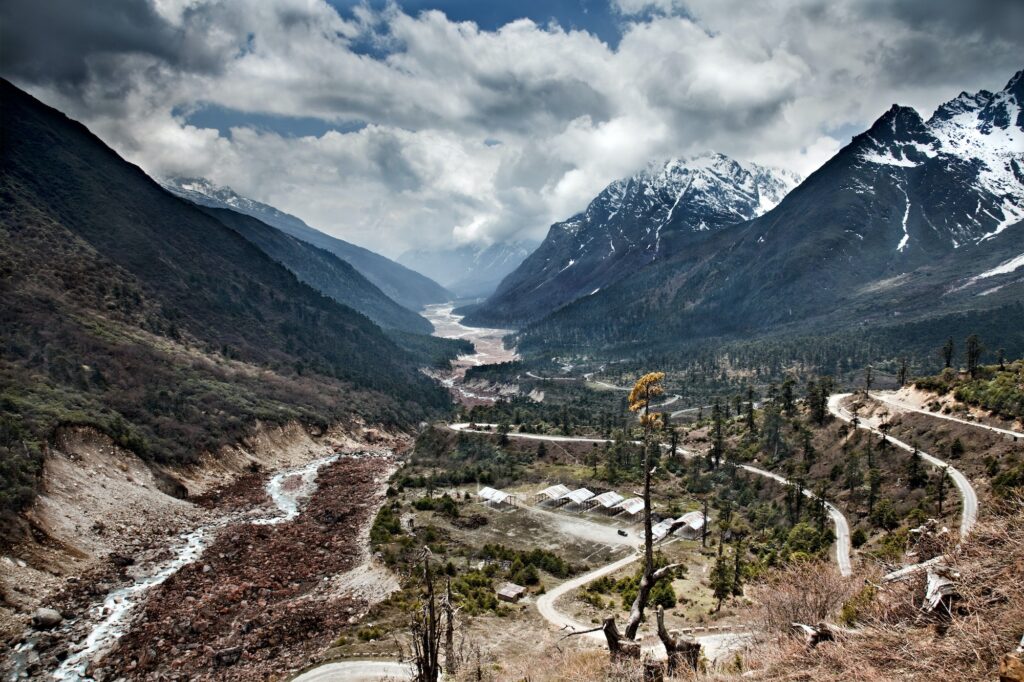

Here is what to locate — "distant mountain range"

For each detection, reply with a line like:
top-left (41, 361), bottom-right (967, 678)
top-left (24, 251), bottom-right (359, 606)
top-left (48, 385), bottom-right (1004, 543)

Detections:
top-left (463, 153), bottom-right (800, 326)
top-left (512, 68), bottom-right (1024, 360)
top-left (398, 240), bottom-right (539, 298)
top-left (162, 177), bottom-right (451, 311)
top-left (0, 79), bottom-right (454, 522)
top-left (201, 206), bottom-right (433, 335)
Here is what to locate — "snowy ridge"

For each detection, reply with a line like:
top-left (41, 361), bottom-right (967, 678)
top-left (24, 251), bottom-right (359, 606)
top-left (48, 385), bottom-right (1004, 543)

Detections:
top-left (559, 152), bottom-right (800, 255)
top-left (856, 70), bottom-right (1024, 248)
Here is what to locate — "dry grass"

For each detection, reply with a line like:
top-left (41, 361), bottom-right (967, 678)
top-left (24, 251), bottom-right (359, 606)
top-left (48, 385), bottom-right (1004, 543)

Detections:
top-left (735, 497), bottom-right (1024, 681)
top-left (500, 498), bottom-right (1023, 681)
top-left (750, 560), bottom-right (859, 634)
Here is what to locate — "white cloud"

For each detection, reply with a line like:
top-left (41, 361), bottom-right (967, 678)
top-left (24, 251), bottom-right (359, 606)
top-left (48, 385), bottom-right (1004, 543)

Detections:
top-left (4, 0), bottom-right (1021, 257)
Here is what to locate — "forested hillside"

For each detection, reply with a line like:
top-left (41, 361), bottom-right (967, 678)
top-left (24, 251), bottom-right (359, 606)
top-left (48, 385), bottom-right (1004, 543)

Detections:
top-left (0, 80), bottom-right (452, 526)
top-left (203, 206), bottom-right (434, 335)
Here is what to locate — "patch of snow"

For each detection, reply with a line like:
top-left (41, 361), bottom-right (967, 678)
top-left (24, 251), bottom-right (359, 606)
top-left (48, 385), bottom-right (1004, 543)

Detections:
top-left (895, 181), bottom-right (912, 252)
top-left (860, 151), bottom-right (919, 167)
top-left (972, 251), bottom-right (1024, 281)
top-left (979, 199), bottom-right (1024, 241)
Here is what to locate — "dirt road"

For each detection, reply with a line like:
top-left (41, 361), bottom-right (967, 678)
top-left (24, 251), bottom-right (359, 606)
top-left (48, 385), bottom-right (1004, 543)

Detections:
top-left (828, 393), bottom-right (978, 537)
top-left (870, 390), bottom-right (1024, 439)
top-left (291, 660), bottom-right (413, 681)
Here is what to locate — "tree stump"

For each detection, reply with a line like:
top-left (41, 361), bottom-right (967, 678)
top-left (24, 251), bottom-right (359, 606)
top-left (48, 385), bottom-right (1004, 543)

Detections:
top-left (643, 660), bottom-right (665, 682)
top-left (656, 606), bottom-right (701, 675)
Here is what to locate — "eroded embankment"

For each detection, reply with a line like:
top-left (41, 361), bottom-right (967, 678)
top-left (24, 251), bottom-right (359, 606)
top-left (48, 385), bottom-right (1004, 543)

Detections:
top-left (98, 453), bottom-right (397, 680)
top-left (1, 422), bottom-right (404, 681)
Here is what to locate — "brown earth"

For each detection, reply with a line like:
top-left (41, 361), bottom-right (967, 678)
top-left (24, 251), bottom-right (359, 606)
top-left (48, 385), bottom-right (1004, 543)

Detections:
top-left (1, 421), bottom-right (406, 680)
top-left (98, 454), bottom-right (396, 681)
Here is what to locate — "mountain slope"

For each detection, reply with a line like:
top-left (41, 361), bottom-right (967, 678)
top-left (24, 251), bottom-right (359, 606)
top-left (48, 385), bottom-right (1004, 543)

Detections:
top-left (464, 153), bottom-right (799, 327)
top-left (203, 207), bottom-right (432, 335)
top-left (516, 69), bottom-right (1024, 359)
top-left (0, 79), bottom-right (450, 523)
top-left (163, 177), bottom-right (451, 311)
top-left (397, 240), bottom-right (538, 298)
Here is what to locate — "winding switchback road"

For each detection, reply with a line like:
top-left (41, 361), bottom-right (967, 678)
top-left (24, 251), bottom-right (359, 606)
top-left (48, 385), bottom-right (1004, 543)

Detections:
top-left (828, 394), bottom-right (978, 538)
top-left (870, 391), bottom-right (1024, 439)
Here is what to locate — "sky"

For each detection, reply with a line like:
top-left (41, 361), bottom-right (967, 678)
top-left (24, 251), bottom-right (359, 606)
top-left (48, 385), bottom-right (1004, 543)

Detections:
top-left (2, 1), bottom-right (1022, 258)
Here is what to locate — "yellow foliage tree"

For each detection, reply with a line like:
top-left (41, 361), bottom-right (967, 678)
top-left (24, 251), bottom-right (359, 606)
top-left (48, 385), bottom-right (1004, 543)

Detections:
top-left (628, 371), bottom-right (665, 434)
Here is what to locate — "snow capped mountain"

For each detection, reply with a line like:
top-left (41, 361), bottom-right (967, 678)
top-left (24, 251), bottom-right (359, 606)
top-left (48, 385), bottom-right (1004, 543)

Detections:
top-left (853, 69), bottom-right (1024, 250)
top-left (559, 153), bottom-right (798, 242)
top-left (398, 240), bottom-right (539, 298)
top-left (161, 177), bottom-right (451, 310)
top-left (512, 68), bottom-right (1024, 358)
top-left (464, 153), bottom-right (799, 326)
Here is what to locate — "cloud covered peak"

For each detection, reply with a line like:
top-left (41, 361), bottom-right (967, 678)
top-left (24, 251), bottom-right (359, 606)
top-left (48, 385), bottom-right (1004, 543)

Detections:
top-left (1, 0), bottom-right (1020, 257)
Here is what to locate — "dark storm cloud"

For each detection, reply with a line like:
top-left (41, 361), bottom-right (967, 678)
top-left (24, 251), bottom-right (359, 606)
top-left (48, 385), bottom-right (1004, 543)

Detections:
top-left (861, 0), bottom-right (1024, 45)
top-left (0, 0), bottom-right (223, 89)
top-left (855, 0), bottom-right (1024, 90)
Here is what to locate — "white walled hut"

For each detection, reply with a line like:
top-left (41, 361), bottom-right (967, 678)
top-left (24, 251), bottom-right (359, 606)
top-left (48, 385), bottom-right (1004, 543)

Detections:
top-left (536, 484), bottom-right (571, 506)
top-left (673, 510), bottom-right (706, 540)
top-left (652, 518), bottom-right (677, 542)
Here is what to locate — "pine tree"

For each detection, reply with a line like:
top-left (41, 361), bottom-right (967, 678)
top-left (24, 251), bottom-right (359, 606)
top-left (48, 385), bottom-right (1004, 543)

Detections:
top-left (936, 465), bottom-right (948, 515)
top-left (710, 400), bottom-right (725, 469)
top-left (711, 553), bottom-right (733, 612)
top-left (731, 538), bottom-right (744, 597)
top-left (781, 378), bottom-right (796, 416)
top-left (745, 386), bottom-right (757, 436)
top-left (965, 334), bottom-right (984, 378)
top-left (867, 467), bottom-right (882, 515)
top-left (802, 430), bottom-right (815, 468)
top-left (941, 338), bottom-right (955, 369)
top-left (906, 448), bottom-right (926, 488)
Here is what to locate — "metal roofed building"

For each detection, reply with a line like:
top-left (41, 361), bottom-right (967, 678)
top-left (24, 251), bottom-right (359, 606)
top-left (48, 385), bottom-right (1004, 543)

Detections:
top-left (587, 491), bottom-right (624, 512)
top-left (652, 518), bottom-right (676, 542)
top-left (615, 497), bottom-right (645, 518)
top-left (478, 486), bottom-right (516, 507)
top-left (536, 484), bottom-right (571, 504)
top-left (496, 582), bottom-right (526, 602)
top-left (674, 510), bottom-right (706, 540)
top-left (560, 488), bottom-right (595, 507)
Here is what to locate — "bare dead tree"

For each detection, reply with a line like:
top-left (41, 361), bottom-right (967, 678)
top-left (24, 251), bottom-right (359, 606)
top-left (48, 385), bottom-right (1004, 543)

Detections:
top-left (411, 551), bottom-right (441, 682)
top-left (442, 577), bottom-right (458, 677)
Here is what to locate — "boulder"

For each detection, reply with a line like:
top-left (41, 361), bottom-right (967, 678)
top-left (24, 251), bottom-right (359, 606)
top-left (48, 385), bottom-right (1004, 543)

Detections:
top-left (1001, 652), bottom-right (1024, 682)
top-left (32, 608), bottom-right (64, 629)
top-left (215, 646), bottom-right (242, 666)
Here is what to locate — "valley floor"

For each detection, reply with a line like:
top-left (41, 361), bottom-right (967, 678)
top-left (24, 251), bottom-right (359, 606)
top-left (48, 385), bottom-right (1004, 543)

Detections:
top-left (1, 422), bottom-right (406, 681)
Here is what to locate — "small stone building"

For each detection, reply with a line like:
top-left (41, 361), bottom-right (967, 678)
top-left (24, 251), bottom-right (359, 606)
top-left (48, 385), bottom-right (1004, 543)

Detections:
top-left (496, 582), bottom-right (526, 603)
